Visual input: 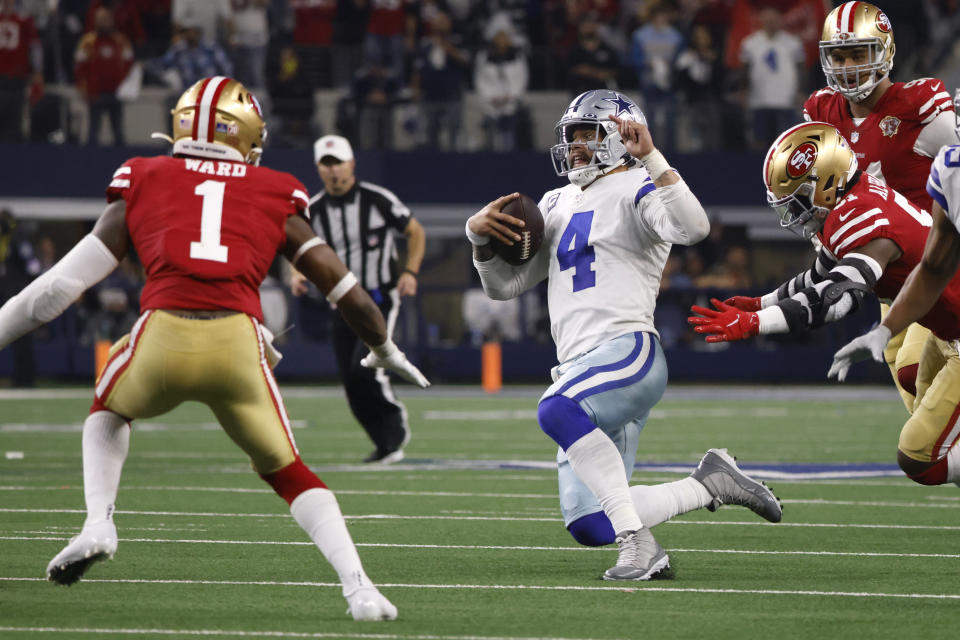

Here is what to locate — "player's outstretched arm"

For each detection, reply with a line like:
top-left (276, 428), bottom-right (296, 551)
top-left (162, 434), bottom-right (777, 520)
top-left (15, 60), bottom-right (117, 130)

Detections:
top-left (0, 201), bottom-right (125, 350)
top-left (283, 216), bottom-right (429, 387)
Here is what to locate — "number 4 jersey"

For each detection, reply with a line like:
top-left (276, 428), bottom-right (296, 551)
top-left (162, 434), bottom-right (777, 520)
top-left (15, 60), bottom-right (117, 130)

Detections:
top-left (106, 156), bottom-right (310, 321)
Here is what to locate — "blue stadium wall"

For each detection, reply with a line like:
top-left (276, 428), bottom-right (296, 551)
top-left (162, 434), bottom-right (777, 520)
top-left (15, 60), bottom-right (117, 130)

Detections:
top-left (0, 144), bottom-right (888, 384)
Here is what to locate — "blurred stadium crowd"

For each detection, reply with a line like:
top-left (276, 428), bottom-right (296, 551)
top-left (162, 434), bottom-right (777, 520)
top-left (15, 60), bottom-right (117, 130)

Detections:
top-left (3, 0), bottom-right (960, 385)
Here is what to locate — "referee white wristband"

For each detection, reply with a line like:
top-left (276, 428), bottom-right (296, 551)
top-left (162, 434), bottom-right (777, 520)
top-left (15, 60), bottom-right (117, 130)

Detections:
top-left (639, 149), bottom-right (671, 180)
top-left (465, 219), bottom-right (490, 246)
top-left (326, 272), bottom-right (358, 304)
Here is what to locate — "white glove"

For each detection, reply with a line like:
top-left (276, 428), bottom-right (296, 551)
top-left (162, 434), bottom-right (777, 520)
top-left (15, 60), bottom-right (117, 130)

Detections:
top-left (361, 339), bottom-right (430, 388)
top-left (827, 324), bottom-right (892, 382)
top-left (345, 586), bottom-right (398, 621)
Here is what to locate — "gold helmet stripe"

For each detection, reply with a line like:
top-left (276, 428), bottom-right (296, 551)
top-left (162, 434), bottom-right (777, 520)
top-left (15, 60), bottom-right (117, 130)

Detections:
top-left (194, 76), bottom-right (229, 143)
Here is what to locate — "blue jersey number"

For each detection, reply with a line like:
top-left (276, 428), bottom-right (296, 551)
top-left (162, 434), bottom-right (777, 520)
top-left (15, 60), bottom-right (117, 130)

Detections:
top-left (556, 210), bottom-right (596, 292)
top-left (945, 146), bottom-right (960, 167)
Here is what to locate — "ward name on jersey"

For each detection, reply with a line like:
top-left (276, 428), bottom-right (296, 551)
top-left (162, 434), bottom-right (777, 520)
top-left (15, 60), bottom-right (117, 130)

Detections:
top-left (804, 79), bottom-right (954, 210)
top-left (106, 156), bottom-right (310, 321)
top-left (822, 172), bottom-right (960, 340)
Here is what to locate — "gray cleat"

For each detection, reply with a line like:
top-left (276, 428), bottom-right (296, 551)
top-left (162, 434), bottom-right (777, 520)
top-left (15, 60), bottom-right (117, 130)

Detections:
top-left (691, 448), bottom-right (782, 523)
top-left (602, 527), bottom-right (670, 581)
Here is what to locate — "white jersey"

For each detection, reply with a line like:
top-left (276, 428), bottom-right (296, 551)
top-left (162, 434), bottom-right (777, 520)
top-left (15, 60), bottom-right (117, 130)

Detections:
top-left (928, 144), bottom-right (960, 228)
top-left (474, 167), bottom-right (708, 364)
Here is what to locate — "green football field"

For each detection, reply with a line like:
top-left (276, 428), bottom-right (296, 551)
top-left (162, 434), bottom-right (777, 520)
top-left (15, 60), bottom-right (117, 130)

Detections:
top-left (1, 385), bottom-right (957, 639)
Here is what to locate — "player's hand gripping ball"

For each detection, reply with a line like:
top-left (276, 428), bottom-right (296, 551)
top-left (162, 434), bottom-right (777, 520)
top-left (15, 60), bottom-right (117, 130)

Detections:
top-left (491, 193), bottom-right (544, 266)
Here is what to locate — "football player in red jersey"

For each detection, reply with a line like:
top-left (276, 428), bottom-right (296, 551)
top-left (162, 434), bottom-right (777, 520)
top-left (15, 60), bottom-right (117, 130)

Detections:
top-left (689, 121), bottom-right (960, 488)
top-left (0, 76), bottom-right (429, 621)
top-left (724, 2), bottom-right (958, 413)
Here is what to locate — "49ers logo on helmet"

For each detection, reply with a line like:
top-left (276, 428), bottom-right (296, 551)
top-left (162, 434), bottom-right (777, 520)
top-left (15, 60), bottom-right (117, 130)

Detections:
top-left (876, 11), bottom-right (891, 33)
top-left (787, 143), bottom-right (818, 179)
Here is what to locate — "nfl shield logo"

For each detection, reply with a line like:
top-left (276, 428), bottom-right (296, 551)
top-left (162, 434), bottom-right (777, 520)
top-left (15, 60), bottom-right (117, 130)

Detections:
top-left (879, 116), bottom-right (901, 137)
top-left (851, 131), bottom-right (860, 143)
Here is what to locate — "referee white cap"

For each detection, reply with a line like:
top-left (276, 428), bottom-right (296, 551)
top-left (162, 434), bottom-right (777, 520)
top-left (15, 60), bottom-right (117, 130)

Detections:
top-left (314, 135), bottom-right (354, 164)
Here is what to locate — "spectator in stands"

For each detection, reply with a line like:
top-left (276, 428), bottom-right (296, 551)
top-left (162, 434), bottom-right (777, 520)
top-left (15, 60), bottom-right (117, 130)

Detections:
top-left (171, 0), bottom-right (232, 45)
top-left (474, 13), bottom-right (528, 152)
top-left (0, 209), bottom-right (40, 387)
top-left (229, 0), bottom-right (269, 91)
top-left (153, 19), bottom-right (233, 91)
top-left (629, 4), bottom-right (683, 154)
top-left (89, 256), bottom-right (142, 343)
top-left (0, 0), bottom-right (42, 142)
top-left (75, 6), bottom-right (134, 146)
top-left (138, 0), bottom-right (173, 59)
top-left (337, 63), bottom-right (404, 150)
top-left (566, 15), bottom-right (621, 96)
top-left (362, 0), bottom-right (418, 82)
top-left (289, 0), bottom-right (337, 88)
top-left (694, 245), bottom-right (753, 290)
top-left (738, 5), bottom-right (804, 150)
top-left (674, 24), bottom-right (724, 151)
top-left (270, 46), bottom-right (315, 147)
top-left (410, 10), bottom-right (469, 151)
top-left (85, 0), bottom-right (146, 52)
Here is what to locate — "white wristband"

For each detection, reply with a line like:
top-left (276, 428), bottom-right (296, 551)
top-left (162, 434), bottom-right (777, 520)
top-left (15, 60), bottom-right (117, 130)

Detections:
top-left (370, 338), bottom-right (398, 359)
top-left (465, 219), bottom-right (490, 246)
top-left (639, 149), bottom-right (671, 180)
top-left (326, 272), bottom-right (358, 304)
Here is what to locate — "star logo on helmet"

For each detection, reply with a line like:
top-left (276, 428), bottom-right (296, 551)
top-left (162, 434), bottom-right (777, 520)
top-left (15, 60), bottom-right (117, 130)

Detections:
top-left (602, 94), bottom-right (634, 117)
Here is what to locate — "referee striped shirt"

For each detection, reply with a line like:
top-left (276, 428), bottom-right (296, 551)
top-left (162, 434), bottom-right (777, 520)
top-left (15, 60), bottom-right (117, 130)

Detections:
top-left (307, 181), bottom-right (413, 292)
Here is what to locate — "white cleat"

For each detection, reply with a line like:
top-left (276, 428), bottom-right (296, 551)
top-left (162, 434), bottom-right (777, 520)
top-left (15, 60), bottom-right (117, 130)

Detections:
top-left (46, 520), bottom-right (118, 586)
top-left (345, 586), bottom-right (398, 621)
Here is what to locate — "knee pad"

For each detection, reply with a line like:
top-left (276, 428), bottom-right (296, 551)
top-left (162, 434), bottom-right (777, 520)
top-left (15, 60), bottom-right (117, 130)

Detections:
top-left (260, 457), bottom-right (328, 504)
top-left (567, 512), bottom-right (616, 546)
top-left (537, 395), bottom-right (596, 451)
top-left (896, 364), bottom-right (919, 397)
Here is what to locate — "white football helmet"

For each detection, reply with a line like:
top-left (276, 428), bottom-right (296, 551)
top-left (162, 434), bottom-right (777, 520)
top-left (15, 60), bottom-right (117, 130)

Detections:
top-left (819, 2), bottom-right (895, 103)
top-left (550, 90), bottom-right (647, 187)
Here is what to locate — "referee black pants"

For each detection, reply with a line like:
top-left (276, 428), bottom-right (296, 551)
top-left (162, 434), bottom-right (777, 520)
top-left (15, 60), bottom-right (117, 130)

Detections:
top-left (331, 288), bottom-right (408, 453)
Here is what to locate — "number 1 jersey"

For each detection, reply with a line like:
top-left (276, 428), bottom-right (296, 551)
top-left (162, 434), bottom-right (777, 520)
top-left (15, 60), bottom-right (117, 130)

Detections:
top-left (106, 156), bottom-right (310, 321)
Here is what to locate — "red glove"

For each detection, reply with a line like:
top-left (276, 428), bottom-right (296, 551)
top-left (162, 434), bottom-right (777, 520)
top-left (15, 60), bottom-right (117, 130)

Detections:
top-left (722, 295), bottom-right (762, 312)
top-left (687, 298), bottom-right (760, 343)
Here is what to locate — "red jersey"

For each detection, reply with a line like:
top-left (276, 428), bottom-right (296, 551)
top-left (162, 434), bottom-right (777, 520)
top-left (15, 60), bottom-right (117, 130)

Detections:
top-left (819, 173), bottom-right (960, 340)
top-left (0, 11), bottom-right (38, 78)
top-left (74, 31), bottom-right (134, 96)
top-left (804, 79), bottom-right (954, 211)
top-left (106, 156), bottom-right (310, 321)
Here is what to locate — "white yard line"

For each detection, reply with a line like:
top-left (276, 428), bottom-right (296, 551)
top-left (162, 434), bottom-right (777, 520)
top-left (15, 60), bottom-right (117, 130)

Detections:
top-left (1, 577), bottom-right (957, 600)
top-left (4, 535), bottom-right (959, 560)
top-left (0, 627), bottom-right (605, 640)
top-left (6, 507), bottom-right (960, 530)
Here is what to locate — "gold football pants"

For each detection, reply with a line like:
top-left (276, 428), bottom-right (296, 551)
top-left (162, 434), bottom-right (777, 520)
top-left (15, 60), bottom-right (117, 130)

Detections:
top-left (880, 302), bottom-right (929, 413)
top-left (94, 310), bottom-right (298, 474)
top-left (899, 333), bottom-right (960, 462)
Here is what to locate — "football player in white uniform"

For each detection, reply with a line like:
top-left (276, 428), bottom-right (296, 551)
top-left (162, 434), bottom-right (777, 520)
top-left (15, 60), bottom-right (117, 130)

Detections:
top-left (465, 90), bottom-right (782, 581)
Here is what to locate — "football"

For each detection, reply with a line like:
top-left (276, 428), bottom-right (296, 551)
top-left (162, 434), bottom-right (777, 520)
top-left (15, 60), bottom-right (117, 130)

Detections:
top-left (491, 193), bottom-right (544, 266)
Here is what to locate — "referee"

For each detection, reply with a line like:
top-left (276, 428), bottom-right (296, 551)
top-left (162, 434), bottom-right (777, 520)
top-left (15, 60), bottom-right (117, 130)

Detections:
top-left (291, 135), bottom-right (426, 463)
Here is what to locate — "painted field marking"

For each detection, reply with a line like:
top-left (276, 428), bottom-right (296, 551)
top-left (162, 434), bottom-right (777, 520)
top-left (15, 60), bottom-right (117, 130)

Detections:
top-left (1, 577), bottom-right (958, 600)
top-left (0, 628), bottom-right (606, 640)
top-left (4, 535), bottom-right (959, 560)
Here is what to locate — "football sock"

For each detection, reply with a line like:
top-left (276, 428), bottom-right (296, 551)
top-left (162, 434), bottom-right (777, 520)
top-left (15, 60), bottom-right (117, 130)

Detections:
top-left (290, 487), bottom-right (371, 596)
top-left (565, 429), bottom-right (643, 534)
top-left (567, 511), bottom-right (616, 546)
top-left (82, 410), bottom-right (129, 526)
top-left (629, 477), bottom-right (713, 528)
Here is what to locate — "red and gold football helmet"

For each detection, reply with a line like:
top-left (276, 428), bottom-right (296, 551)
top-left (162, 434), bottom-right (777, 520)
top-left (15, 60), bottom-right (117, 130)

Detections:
top-left (154, 76), bottom-right (267, 165)
top-left (763, 122), bottom-right (858, 240)
top-left (819, 2), bottom-right (895, 103)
